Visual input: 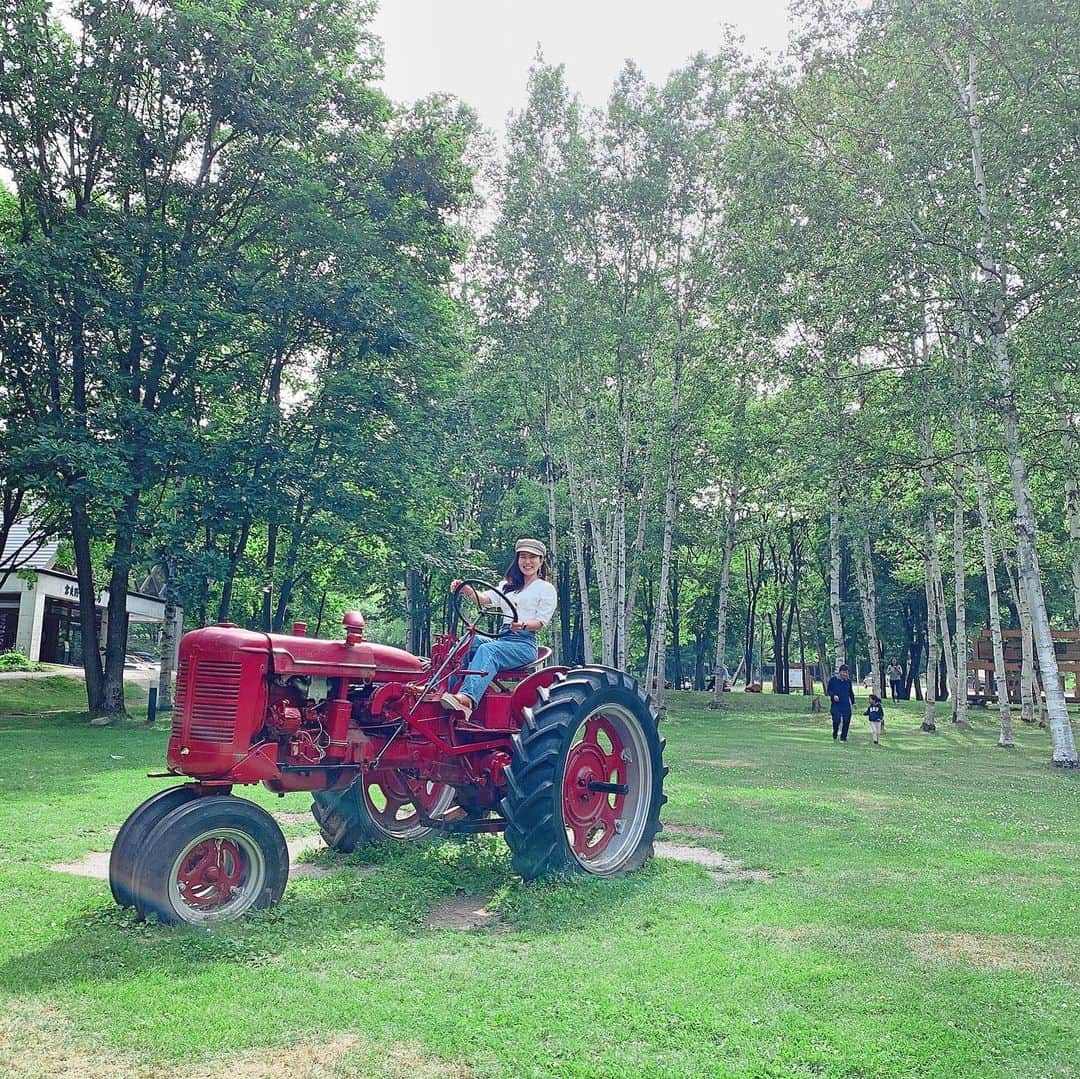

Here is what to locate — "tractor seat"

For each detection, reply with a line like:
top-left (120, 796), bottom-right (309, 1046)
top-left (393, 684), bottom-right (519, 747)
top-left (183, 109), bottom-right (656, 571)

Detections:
top-left (497, 646), bottom-right (552, 680)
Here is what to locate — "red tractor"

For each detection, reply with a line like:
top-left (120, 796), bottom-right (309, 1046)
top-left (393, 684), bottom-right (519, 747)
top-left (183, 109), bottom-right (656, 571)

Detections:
top-left (110, 582), bottom-right (667, 924)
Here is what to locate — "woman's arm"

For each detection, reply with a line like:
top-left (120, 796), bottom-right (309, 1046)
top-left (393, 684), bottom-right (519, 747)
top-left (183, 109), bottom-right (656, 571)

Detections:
top-left (509, 583), bottom-right (556, 633)
top-left (450, 579), bottom-right (493, 606)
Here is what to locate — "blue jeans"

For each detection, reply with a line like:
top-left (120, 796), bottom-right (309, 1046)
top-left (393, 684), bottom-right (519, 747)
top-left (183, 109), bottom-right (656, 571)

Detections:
top-left (457, 631), bottom-right (537, 704)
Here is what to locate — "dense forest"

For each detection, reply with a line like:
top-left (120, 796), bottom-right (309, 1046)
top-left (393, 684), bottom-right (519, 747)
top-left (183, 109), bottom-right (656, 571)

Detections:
top-left (0, 0), bottom-right (1076, 764)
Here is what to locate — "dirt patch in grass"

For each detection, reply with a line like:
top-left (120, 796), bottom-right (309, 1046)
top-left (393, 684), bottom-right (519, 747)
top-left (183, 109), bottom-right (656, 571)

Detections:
top-left (273, 811), bottom-right (315, 826)
top-left (743, 925), bottom-right (1077, 980)
top-left (424, 894), bottom-right (500, 931)
top-left (991, 840), bottom-right (1077, 859)
top-left (654, 840), bottom-right (771, 884)
top-left (655, 841), bottom-right (738, 870)
top-left (747, 924), bottom-right (820, 946)
top-left (1, 1002), bottom-right (132, 1079)
top-left (687, 758), bottom-right (754, 769)
top-left (176, 1034), bottom-right (475, 1079)
top-left (910, 931), bottom-right (1078, 977)
top-left (49, 851), bottom-right (112, 879)
top-left (663, 822), bottom-right (725, 840)
top-left (835, 791), bottom-right (905, 810)
top-left (707, 867), bottom-right (772, 884)
top-left (177, 1036), bottom-right (364, 1079)
top-left (0, 1002), bottom-right (473, 1079)
top-left (972, 872), bottom-right (1065, 890)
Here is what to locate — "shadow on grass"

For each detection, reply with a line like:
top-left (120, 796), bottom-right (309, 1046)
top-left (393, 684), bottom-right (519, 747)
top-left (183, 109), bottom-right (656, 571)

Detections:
top-left (0, 837), bottom-right (666, 996)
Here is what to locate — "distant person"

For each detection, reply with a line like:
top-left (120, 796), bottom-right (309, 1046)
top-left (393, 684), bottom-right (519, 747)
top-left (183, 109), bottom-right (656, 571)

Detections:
top-left (886, 657), bottom-right (903, 701)
top-left (865, 693), bottom-right (885, 745)
top-left (826, 663), bottom-right (856, 742)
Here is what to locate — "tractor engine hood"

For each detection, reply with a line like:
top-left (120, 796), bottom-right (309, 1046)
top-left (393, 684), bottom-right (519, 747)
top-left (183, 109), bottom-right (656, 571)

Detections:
top-left (267, 633), bottom-right (428, 681)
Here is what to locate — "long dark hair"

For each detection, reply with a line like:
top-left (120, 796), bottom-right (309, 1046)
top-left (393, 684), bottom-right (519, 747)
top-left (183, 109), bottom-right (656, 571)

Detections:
top-left (501, 552), bottom-right (549, 594)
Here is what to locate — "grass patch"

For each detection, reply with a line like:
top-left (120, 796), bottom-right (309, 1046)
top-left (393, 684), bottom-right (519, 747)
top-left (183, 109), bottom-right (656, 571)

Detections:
top-left (0, 675), bottom-right (149, 717)
top-left (0, 688), bottom-right (1076, 1077)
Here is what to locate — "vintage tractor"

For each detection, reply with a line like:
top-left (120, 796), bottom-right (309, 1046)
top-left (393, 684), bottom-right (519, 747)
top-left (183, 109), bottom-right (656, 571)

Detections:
top-left (110, 582), bottom-right (667, 924)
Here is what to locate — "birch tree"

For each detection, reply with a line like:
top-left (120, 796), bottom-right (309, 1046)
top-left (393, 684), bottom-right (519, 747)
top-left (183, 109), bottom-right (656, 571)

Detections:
top-left (975, 468), bottom-right (1014, 746)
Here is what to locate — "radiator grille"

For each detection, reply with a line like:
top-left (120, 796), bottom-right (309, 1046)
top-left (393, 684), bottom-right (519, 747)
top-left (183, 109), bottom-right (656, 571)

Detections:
top-left (187, 659), bottom-right (242, 743)
top-left (171, 657), bottom-right (190, 741)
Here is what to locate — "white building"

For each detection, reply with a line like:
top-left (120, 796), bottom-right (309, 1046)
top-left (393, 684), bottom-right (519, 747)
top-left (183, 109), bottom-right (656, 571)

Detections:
top-left (0, 523), bottom-right (181, 667)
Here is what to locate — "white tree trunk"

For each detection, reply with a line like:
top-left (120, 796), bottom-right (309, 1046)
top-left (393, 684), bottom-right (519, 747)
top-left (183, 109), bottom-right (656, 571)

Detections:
top-left (542, 407), bottom-right (561, 666)
top-left (1067, 471), bottom-right (1080, 628)
top-left (1015, 564), bottom-right (1036, 724)
top-left (920, 411), bottom-right (939, 731)
top-left (952, 418), bottom-right (968, 724)
top-left (646, 360), bottom-right (683, 709)
top-left (583, 476), bottom-right (615, 665)
top-left (828, 493), bottom-right (845, 670)
top-left (614, 496), bottom-right (627, 667)
top-left (622, 472), bottom-right (652, 671)
top-left (613, 412), bottom-right (629, 668)
top-left (1050, 375), bottom-right (1080, 627)
top-left (975, 469), bottom-right (1013, 745)
top-left (962, 47), bottom-right (1076, 764)
top-left (565, 454), bottom-right (595, 665)
top-left (923, 554), bottom-right (939, 733)
top-left (711, 493), bottom-right (737, 707)
top-left (933, 570), bottom-right (957, 712)
top-left (857, 530), bottom-right (882, 697)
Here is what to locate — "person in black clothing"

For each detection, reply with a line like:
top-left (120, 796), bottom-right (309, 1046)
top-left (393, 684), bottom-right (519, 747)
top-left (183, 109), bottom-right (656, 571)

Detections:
top-left (826, 663), bottom-right (856, 741)
top-left (865, 693), bottom-right (885, 745)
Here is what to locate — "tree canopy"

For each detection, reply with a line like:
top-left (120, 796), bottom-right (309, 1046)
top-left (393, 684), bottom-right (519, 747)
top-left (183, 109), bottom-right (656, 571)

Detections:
top-left (1, 0), bottom-right (1076, 763)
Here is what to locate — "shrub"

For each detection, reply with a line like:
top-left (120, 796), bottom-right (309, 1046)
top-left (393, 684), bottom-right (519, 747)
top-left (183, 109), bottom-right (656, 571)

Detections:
top-left (0, 651), bottom-right (43, 673)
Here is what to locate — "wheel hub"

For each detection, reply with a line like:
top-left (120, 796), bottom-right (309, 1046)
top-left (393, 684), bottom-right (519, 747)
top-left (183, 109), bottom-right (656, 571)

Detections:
top-left (176, 838), bottom-right (247, 911)
top-left (562, 715), bottom-right (627, 858)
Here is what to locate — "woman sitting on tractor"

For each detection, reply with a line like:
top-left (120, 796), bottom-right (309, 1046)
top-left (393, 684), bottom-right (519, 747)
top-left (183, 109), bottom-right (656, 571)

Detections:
top-left (442, 538), bottom-right (557, 720)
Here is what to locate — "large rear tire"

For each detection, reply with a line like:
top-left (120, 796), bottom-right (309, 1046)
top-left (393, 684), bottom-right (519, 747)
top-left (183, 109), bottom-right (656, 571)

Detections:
top-left (110, 785), bottom-right (199, 908)
top-left (311, 771), bottom-right (456, 852)
top-left (501, 666), bottom-right (666, 879)
top-left (131, 795), bottom-right (288, 925)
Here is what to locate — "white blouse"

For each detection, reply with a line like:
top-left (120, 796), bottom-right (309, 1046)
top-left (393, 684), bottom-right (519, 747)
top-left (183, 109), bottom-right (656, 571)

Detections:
top-left (481, 578), bottom-right (557, 629)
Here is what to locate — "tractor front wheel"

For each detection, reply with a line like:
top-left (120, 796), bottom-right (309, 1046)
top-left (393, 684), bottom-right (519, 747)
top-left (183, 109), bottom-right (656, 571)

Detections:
top-left (311, 772), bottom-right (456, 851)
top-left (110, 785), bottom-right (199, 908)
top-left (130, 796), bottom-right (288, 925)
top-left (501, 666), bottom-right (666, 879)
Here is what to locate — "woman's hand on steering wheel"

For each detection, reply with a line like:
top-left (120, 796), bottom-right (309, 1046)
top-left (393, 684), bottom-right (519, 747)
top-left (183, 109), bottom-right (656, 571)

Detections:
top-left (449, 579), bottom-right (478, 603)
top-left (449, 578), bottom-right (519, 640)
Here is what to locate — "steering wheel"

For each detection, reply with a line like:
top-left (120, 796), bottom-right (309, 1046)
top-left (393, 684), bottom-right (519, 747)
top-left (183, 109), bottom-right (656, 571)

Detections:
top-left (450, 578), bottom-right (519, 640)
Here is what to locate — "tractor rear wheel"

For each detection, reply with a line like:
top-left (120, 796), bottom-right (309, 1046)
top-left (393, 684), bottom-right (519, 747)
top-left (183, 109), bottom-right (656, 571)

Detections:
top-left (311, 772), bottom-right (456, 852)
top-left (110, 785), bottom-right (199, 908)
top-left (130, 795), bottom-right (288, 925)
top-left (501, 666), bottom-right (666, 880)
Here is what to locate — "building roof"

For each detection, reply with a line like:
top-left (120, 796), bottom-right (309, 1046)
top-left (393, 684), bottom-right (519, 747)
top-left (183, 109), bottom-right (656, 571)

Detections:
top-left (0, 522), bottom-right (59, 571)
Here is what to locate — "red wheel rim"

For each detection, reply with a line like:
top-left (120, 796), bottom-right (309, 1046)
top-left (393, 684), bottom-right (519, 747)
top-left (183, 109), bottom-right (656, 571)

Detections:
top-left (175, 837), bottom-right (249, 911)
top-left (562, 714), bottom-right (627, 859)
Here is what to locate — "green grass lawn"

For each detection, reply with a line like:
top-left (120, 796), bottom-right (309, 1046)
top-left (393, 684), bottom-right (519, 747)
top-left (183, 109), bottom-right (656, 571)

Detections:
top-left (0, 674), bottom-right (148, 717)
top-left (0, 681), bottom-right (1076, 1078)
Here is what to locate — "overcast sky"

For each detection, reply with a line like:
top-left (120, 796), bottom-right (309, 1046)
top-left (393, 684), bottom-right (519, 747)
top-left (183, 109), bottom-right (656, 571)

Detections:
top-left (369, 1), bottom-right (795, 134)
